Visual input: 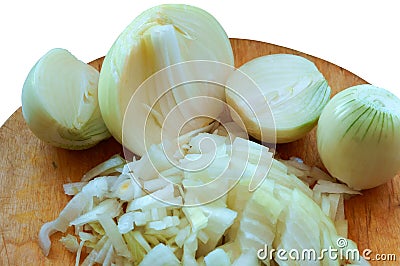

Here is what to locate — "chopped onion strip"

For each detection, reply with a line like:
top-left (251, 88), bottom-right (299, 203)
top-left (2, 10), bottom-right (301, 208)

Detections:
top-left (81, 177), bottom-right (109, 198)
top-left (335, 195), bottom-right (345, 221)
top-left (75, 239), bottom-right (85, 266)
top-left (182, 207), bottom-right (208, 232)
top-left (144, 178), bottom-right (170, 192)
top-left (38, 220), bottom-right (58, 256)
top-left (59, 234), bottom-right (80, 253)
top-left (309, 166), bottom-right (336, 183)
top-left (94, 239), bottom-right (111, 264)
top-left (71, 199), bottom-right (121, 226)
top-left (182, 232), bottom-right (198, 265)
top-left (82, 154), bottom-right (125, 182)
top-left (204, 248), bottom-right (231, 266)
top-left (126, 184), bottom-right (180, 211)
top-left (102, 244), bottom-right (114, 266)
top-left (132, 231), bottom-right (152, 253)
top-left (78, 232), bottom-right (97, 243)
top-left (38, 192), bottom-right (90, 255)
top-left (123, 231), bottom-right (146, 262)
top-left (327, 194), bottom-right (341, 221)
top-left (97, 213), bottom-right (132, 260)
top-left (54, 192), bottom-right (90, 231)
top-left (197, 230), bottom-right (209, 244)
top-left (111, 179), bottom-right (137, 201)
top-left (63, 182), bottom-right (88, 195)
top-left (117, 212), bottom-right (136, 234)
top-left (175, 225), bottom-right (191, 248)
top-left (81, 248), bottom-right (98, 266)
top-left (93, 235), bottom-right (108, 252)
top-left (139, 243), bottom-right (180, 266)
top-left (313, 180), bottom-right (362, 195)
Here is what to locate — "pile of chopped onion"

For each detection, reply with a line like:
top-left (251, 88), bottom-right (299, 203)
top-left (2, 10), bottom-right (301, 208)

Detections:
top-left (39, 131), bottom-right (367, 265)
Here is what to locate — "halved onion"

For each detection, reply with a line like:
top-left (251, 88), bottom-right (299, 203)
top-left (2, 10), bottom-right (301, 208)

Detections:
top-left (225, 54), bottom-right (331, 143)
top-left (21, 48), bottom-right (110, 150)
top-left (98, 4), bottom-right (234, 156)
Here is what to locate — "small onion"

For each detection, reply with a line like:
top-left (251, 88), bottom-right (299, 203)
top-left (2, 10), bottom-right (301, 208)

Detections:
top-left (317, 84), bottom-right (400, 190)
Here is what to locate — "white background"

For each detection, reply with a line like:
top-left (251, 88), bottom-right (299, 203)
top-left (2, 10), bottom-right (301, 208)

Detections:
top-left (1, 0), bottom-right (399, 127)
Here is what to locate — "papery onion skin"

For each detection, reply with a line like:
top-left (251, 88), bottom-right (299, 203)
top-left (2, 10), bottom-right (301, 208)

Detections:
top-left (98, 4), bottom-right (234, 156)
top-left (225, 54), bottom-right (331, 144)
top-left (21, 48), bottom-right (110, 150)
top-left (317, 84), bottom-right (400, 190)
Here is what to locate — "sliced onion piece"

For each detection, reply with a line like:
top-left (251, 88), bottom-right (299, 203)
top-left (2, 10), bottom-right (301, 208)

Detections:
top-left (81, 154), bottom-right (125, 182)
top-left (59, 234), bottom-right (80, 253)
top-left (226, 54), bottom-right (331, 143)
top-left (63, 182), bottom-right (88, 196)
top-left (204, 248), bottom-right (231, 266)
top-left (97, 213), bottom-right (132, 260)
top-left (139, 243), bottom-right (180, 266)
top-left (75, 239), bottom-right (86, 266)
top-left (38, 220), bottom-right (58, 256)
top-left (313, 180), bottom-right (362, 195)
top-left (38, 192), bottom-right (90, 255)
top-left (70, 199), bottom-right (121, 226)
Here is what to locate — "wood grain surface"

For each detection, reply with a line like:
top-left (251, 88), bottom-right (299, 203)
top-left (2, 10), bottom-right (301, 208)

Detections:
top-left (0, 38), bottom-right (399, 265)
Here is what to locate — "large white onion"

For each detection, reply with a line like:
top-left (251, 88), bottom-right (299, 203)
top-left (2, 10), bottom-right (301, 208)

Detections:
top-left (317, 84), bottom-right (400, 190)
top-left (98, 4), bottom-right (234, 156)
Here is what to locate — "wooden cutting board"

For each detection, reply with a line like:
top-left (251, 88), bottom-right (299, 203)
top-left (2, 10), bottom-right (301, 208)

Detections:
top-left (0, 38), bottom-right (399, 265)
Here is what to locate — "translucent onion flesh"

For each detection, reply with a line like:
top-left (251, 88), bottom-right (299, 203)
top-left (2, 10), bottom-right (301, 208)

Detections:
top-left (225, 54), bottom-right (331, 143)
